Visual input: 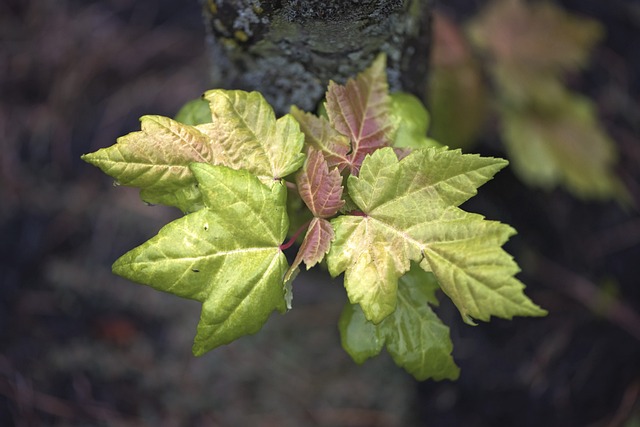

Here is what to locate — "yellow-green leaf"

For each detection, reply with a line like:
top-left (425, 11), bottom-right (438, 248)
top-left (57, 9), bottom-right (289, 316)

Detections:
top-left (112, 163), bottom-right (290, 355)
top-left (175, 97), bottom-right (212, 126)
top-left (339, 265), bottom-right (459, 381)
top-left (327, 147), bottom-right (546, 324)
top-left (81, 115), bottom-right (216, 212)
top-left (200, 90), bottom-right (305, 180)
top-left (390, 92), bottom-right (442, 150)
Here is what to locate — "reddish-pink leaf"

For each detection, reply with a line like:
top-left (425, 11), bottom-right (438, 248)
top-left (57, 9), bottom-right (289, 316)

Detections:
top-left (290, 217), bottom-right (335, 273)
top-left (290, 106), bottom-right (351, 171)
top-left (326, 54), bottom-right (395, 175)
top-left (296, 147), bottom-right (345, 218)
top-left (393, 147), bottom-right (412, 160)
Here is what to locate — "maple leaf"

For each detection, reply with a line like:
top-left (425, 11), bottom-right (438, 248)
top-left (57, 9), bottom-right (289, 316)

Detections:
top-left (326, 54), bottom-right (395, 175)
top-left (327, 147), bottom-right (546, 324)
top-left (296, 147), bottom-right (345, 218)
top-left (81, 115), bottom-right (215, 213)
top-left (284, 147), bottom-right (344, 281)
top-left (290, 106), bottom-right (351, 171)
top-left (82, 91), bottom-right (306, 212)
top-left (112, 163), bottom-right (290, 355)
top-left (198, 90), bottom-right (305, 181)
top-left (287, 217), bottom-right (334, 273)
top-left (339, 264), bottom-right (460, 381)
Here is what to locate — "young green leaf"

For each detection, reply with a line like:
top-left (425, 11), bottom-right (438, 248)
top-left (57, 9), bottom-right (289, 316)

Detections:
top-left (290, 106), bottom-right (351, 171)
top-left (327, 147), bottom-right (546, 324)
top-left (81, 115), bottom-right (216, 213)
top-left (390, 92), bottom-right (441, 150)
top-left (199, 90), bottom-right (305, 180)
top-left (339, 265), bottom-right (459, 381)
top-left (112, 163), bottom-right (290, 355)
top-left (174, 97), bottom-right (213, 126)
top-left (326, 54), bottom-right (395, 174)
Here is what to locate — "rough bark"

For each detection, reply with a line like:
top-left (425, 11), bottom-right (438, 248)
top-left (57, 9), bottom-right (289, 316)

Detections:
top-left (201, 0), bottom-right (432, 114)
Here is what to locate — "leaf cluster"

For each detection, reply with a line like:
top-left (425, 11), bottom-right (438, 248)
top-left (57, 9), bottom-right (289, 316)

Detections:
top-left (82, 55), bottom-right (546, 380)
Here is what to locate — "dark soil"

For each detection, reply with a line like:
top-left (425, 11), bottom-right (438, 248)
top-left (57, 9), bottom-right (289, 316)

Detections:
top-left (1, 0), bottom-right (639, 426)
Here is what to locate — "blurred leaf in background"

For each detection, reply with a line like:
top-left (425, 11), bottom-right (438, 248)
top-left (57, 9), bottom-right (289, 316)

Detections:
top-left (430, 0), bottom-right (629, 202)
top-left (467, 0), bottom-right (603, 77)
top-left (500, 88), bottom-right (628, 200)
top-left (428, 13), bottom-right (488, 152)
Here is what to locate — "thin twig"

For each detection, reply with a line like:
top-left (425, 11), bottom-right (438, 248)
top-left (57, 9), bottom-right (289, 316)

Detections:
top-left (534, 254), bottom-right (640, 342)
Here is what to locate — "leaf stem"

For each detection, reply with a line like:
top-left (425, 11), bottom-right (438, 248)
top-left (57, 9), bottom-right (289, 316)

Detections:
top-left (348, 210), bottom-right (367, 217)
top-left (280, 219), bottom-right (312, 250)
top-left (285, 181), bottom-right (298, 192)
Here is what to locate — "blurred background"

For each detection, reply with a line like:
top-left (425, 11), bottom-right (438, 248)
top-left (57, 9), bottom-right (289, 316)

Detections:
top-left (1, 0), bottom-right (639, 426)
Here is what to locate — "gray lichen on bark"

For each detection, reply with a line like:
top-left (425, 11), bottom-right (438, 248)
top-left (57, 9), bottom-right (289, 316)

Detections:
top-left (202, 0), bottom-right (431, 114)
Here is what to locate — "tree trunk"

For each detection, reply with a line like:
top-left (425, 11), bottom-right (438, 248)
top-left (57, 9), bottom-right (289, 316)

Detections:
top-left (201, 0), bottom-right (432, 114)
